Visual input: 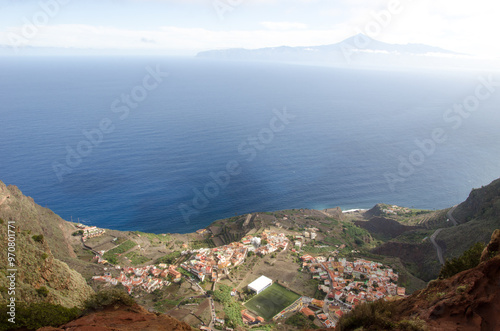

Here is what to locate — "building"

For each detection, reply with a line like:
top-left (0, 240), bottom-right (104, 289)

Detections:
top-left (248, 275), bottom-right (273, 294)
top-left (241, 310), bottom-right (256, 324)
top-left (300, 307), bottom-right (315, 317)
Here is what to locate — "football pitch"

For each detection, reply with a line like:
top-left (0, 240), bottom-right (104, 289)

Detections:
top-left (245, 283), bottom-right (301, 320)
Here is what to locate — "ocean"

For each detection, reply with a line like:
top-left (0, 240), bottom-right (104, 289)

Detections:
top-left (1, 56), bottom-right (499, 234)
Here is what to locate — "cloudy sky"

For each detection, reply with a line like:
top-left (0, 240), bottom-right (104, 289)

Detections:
top-left (0, 0), bottom-right (499, 57)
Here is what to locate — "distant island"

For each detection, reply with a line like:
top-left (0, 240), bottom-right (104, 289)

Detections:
top-left (196, 33), bottom-right (490, 70)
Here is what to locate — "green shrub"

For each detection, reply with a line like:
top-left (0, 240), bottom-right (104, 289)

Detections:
top-left (84, 288), bottom-right (135, 311)
top-left (125, 251), bottom-right (151, 265)
top-left (156, 251), bottom-right (181, 264)
top-left (37, 286), bottom-right (49, 297)
top-left (41, 253), bottom-right (49, 260)
top-left (32, 234), bottom-right (44, 243)
top-left (397, 318), bottom-right (428, 331)
top-left (0, 218), bottom-right (3, 225)
top-left (103, 240), bottom-right (136, 256)
top-left (72, 230), bottom-right (84, 236)
top-left (286, 313), bottom-right (309, 328)
top-left (338, 300), bottom-right (428, 331)
top-left (338, 300), bottom-right (394, 330)
top-left (0, 302), bottom-right (80, 331)
top-left (439, 242), bottom-right (485, 279)
top-left (212, 284), bottom-right (232, 304)
top-left (105, 255), bottom-right (118, 264)
top-left (223, 302), bottom-right (242, 327)
top-left (212, 284), bottom-right (242, 327)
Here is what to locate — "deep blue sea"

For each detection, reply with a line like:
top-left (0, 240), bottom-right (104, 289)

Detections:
top-left (1, 56), bottom-right (499, 233)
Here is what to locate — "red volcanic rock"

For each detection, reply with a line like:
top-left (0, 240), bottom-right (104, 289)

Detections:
top-left (38, 304), bottom-right (194, 331)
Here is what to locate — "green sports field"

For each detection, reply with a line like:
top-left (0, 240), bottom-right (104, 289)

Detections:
top-left (245, 283), bottom-right (301, 320)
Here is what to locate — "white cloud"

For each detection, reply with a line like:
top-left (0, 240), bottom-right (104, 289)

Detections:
top-left (0, 24), bottom-right (342, 53)
top-left (260, 21), bottom-right (307, 30)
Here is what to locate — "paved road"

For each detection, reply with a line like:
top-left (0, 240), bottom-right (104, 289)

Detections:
top-left (430, 206), bottom-right (460, 265)
top-left (208, 297), bottom-right (216, 328)
top-left (447, 205), bottom-right (459, 226)
top-left (430, 228), bottom-right (445, 265)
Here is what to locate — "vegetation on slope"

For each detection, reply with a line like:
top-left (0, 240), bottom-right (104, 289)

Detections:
top-left (212, 284), bottom-right (243, 327)
top-left (0, 289), bottom-right (137, 331)
top-left (0, 221), bottom-right (94, 308)
top-left (337, 299), bottom-right (426, 331)
top-left (0, 181), bottom-right (95, 309)
top-left (0, 302), bottom-right (81, 331)
top-left (102, 240), bottom-right (136, 264)
top-left (84, 288), bottom-right (136, 311)
top-left (439, 242), bottom-right (485, 279)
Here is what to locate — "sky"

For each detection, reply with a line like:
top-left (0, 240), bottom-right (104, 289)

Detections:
top-left (0, 0), bottom-right (499, 57)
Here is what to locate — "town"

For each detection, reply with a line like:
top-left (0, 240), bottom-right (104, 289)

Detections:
top-left (89, 227), bottom-right (406, 329)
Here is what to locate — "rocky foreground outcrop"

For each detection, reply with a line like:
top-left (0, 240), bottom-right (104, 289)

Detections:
top-left (38, 304), bottom-right (194, 331)
top-left (389, 229), bottom-right (500, 331)
top-left (480, 229), bottom-right (500, 262)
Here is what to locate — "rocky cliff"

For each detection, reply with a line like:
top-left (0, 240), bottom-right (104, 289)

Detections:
top-left (392, 229), bottom-right (500, 330)
top-left (0, 181), bottom-right (94, 308)
top-left (453, 178), bottom-right (500, 223)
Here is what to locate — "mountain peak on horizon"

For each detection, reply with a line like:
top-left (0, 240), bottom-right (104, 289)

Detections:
top-left (196, 34), bottom-right (466, 69)
top-left (340, 33), bottom-right (376, 43)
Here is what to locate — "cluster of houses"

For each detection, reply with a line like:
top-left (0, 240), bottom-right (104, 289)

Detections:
top-left (181, 230), bottom-right (290, 282)
top-left (241, 230), bottom-right (289, 255)
top-left (92, 263), bottom-right (182, 294)
top-left (181, 241), bottom-right (247, 282)
top-left (300, 254), bottom-right (406, 327)
top-left (88, 226), bottom-right (407, 329)
top-left (75, 224), bottom-right (106, 242)
top-left (292, 228), bottom-right (318, 248)
top-left (381, 205), bottom-right (411, 215)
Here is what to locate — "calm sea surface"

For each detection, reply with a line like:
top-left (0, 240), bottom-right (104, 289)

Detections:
top-left (1, 56), bottom-right (499, 233)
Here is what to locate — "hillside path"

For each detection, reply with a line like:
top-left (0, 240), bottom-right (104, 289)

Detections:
top-left (430, 228), bottom-right (445, 265)
top-left (447, 205), bottom-right (459, 226)
top-left (430, 206), bottom-right (460, 265)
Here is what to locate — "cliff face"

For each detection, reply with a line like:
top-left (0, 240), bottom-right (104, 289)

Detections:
top-left (0, 181), bottom-right (94, 308)
top-left (453, 178), bottom-right (500, 223)
top-left (37, 303), bottom-right (194, 331)
top-left (390, 230), bottom-right (500, 331)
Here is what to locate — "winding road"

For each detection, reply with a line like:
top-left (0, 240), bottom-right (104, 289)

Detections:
top-left (430, 228), bottom-right (445, 265)
top-left (430, 205), bottom-right (459, 265)
top-left (447, 205), bottom-right (459, 226)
